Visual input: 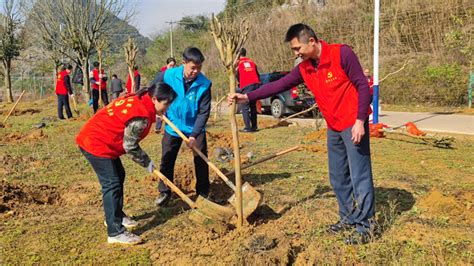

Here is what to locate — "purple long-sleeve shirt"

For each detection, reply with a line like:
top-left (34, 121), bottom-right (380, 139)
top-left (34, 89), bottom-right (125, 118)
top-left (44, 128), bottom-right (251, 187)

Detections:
top-left (247, 45), bottom-right (371, 121)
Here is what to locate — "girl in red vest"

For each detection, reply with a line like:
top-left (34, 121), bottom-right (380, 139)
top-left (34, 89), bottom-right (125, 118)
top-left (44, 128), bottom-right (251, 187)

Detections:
top-left (90, 61), bottom-right (109, 113)
top-left (229, 24), bottom-right (374, 245)
top-left (76, 82), bottom-right (176, 245)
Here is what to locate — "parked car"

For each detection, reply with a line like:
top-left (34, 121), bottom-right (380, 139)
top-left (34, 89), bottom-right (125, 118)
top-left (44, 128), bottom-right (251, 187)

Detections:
top-left (258, 71), bottom-right (316, 118)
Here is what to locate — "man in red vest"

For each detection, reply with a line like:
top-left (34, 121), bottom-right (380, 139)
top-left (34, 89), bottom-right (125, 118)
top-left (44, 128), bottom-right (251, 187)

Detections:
top-left (90, 61), bottom-right (109, 113)
top-left (228, 24), bottom-right (374, 244)
top-left (76, 83), bottom-right (176, 245)
top-left (126, 65), bottom-right (141, 94)
top-left (55, 64), bottom-right (74, 119)
top-left (236, 48), bottom-right (260, 132)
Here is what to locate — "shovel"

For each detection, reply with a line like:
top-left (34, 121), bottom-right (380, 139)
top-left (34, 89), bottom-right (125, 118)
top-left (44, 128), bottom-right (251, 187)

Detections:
top-left (161, 115), bottom-right (262, 218)
top-left (70, 94), bottom-right (80, 116)
top-left (152, 169), bottom-right (234, 224)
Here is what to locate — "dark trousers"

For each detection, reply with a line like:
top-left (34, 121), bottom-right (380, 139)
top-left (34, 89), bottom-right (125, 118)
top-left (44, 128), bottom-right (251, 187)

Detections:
top-left (112, 91), bottom-right (121, 100)
top-left (92, 89), bottom-right (109, 113)
top-left (327, 120), bottom-right (375, 233)
top-left (80, 148), bottom-right (126, 237)
top-left (241, 83), bottom-right (260, 130)
top-left (158, 131), bottom-right (209, 195)
top-left (57, 94), bottom-right (72, 119)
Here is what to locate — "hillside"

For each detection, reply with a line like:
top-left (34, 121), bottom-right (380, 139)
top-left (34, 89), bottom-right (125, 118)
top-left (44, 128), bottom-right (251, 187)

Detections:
top-left (144, 0), bottom-right (473, 107)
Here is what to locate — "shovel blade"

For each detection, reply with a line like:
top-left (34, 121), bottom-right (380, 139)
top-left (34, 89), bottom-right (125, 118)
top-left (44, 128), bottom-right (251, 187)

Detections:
top-left (188, 209), bottom-right (230, 234)
top-left (194, 196), bottom-right (235, 223)
top-left (228, 182), bottom-right (262, 218)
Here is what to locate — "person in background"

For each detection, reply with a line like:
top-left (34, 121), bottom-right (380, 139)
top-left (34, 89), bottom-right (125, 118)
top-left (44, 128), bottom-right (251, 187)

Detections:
top-left (111, 74), bottom-right (124, 99)
top-left (160, 57), bottom-right (177, 72)
top-left (55, 64), bottom-right (74, 120)
top-left (126, 65), bottom-right (141, 94)
top-left (90, 61), bottom-right (109, 113)
top-left (229, 23), bottom-right (374, 245)
top-left (76, 83), bottom-right (176, 245)
top-left (364, 68), bottom-right (374, 102)
top-left (152, 47), bottom-right (212, 207)
top-left (236, 48), bottom-right (260, 132)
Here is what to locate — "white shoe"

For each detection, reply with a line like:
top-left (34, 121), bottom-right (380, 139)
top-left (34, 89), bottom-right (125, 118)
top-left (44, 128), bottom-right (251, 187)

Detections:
top-left (107, 231), bottom-right (142, 245)
top-left (104, 216), bottom-right (138, 229)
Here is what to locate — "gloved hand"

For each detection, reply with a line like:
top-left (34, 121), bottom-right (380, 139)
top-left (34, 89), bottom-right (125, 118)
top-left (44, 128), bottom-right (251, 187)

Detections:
top-left (147, 161), bottom-right (155, 173)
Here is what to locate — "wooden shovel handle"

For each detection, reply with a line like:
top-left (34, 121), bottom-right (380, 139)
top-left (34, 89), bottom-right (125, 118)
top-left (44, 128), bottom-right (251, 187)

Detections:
top-left (3, 90), bottom-right (26, 124)
top-left (226, 146), bottom-right (300, 176)
top-left (161, 115), bottom-right (237, 190)
top-left (152, 169), bottom-right (196, 208)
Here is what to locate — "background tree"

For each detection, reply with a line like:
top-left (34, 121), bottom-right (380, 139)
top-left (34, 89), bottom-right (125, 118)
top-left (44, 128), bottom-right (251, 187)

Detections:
top-left (28, 0), bottom-right (130, 97)
top-left (0, 0), bottom-right (23, 103)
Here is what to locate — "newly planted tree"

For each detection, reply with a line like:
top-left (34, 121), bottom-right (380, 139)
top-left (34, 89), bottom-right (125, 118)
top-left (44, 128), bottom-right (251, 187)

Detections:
top-left (210, 14), bottom-right (250, 228)
top-left (123, 37), bottom-right (138, 93)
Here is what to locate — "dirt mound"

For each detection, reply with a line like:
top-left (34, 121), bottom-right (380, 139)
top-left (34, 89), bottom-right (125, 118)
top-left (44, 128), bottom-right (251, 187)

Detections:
top-left (304, 144), bottom-right (327, 153)
top-left (0, 129), bottom-right (47, 144)
top-left (173, 165), bottom-right (196, 193)
top-left (207, 131), bottom-right (256, 151)
top-left (305, 129), bottom-right (327, 142)
top-left (0, 108), bottom-right (41, 116)
top-left (0, 180), bottom-right (60, 215)
top-left (417, 189), bottom-right (473, 223)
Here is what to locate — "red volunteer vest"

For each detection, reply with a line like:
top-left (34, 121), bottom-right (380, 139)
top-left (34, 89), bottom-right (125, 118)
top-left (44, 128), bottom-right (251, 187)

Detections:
top-left (76, 94), bottom-right (156, 158)
top-left (92, 68), bottom-right (107, 90)
top-left (299, 41), bottom-right (370, 131)
top-left (238, 57), bottom-right (260, 89)
top-left (126, 70), bottom-right (140, 94)
top-left (55, 70), bottom-right (69, 95)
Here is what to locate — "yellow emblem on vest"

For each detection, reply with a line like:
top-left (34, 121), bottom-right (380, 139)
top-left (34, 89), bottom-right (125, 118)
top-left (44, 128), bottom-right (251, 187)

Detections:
top-left (325, 71), bottom-right (338, 84)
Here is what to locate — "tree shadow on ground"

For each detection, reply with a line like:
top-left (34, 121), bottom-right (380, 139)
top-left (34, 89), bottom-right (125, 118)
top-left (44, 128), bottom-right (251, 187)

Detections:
top-left (132, 198), bottom-right (190, 235)
top-left (247, 184), bottom-right (332, 225)
top-left (243, 172), bottom-right (292, 186)
top-left (375, 187), bottom-right (415, 235)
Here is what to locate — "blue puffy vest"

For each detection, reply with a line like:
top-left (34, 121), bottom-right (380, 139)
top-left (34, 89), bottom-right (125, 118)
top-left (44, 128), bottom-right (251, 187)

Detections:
top-left (163, 65), bottom-right (211, 137)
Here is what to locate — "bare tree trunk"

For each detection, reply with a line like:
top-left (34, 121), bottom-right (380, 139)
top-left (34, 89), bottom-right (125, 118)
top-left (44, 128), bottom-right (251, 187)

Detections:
top-left (3, 61), bottom-right (14, 103)
top-left (81, 59), bottom-right (91, 100)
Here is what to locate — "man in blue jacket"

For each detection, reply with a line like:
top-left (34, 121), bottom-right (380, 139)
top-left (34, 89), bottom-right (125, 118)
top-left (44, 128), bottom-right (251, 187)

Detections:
top-left (153, 47), bottom-right (212, 206)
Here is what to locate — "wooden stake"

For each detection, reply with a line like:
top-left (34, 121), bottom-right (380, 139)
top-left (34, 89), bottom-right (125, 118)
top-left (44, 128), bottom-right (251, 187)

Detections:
top-left (3, 90), bottom-right (26, 124)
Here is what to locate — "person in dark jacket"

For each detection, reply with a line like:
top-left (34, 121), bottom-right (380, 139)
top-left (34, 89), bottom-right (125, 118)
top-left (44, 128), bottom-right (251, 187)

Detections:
top-left (111, 74), bottom-right (124, 99)
top-left (151, 47), bottom-right (212, 207)
top-left (55, 64), bottom-right (74, 119)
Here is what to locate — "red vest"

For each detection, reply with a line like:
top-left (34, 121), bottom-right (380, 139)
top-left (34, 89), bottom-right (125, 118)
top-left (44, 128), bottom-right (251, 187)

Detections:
top-left (76, 94), bottom-right (156, 158)
top-left (238, 57), bottom-right (260, 89)
top-left (126, 70), bottom-right (140, 94)
top-left (92, 68), bottom-right (107, 90)
top-left (299, 41), bottom-right (370, 131)
top-left (55, 70), bottom-right (69, 95)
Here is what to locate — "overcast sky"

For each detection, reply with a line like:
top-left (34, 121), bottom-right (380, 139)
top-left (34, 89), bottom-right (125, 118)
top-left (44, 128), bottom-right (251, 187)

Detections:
top-left (131, 0), bottom-right (226, 38)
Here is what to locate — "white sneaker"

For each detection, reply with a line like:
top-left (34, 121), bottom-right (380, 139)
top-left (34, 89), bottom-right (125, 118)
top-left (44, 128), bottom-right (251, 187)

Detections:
top-left (107, 231), bottom-right (142, 245)
top-left (104, 216), bottom-right (139, 229)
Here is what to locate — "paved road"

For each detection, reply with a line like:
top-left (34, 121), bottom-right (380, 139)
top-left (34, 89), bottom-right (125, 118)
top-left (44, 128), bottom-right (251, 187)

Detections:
top-left (376, 111), bottom-right (474, 135)
top-left (213, 103), bottom-right (474, 135)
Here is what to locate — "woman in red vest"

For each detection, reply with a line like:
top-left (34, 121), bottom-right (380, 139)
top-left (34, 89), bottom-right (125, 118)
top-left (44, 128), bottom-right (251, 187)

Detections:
top-left (55, 64), bottom-right (74, 119)
top-left (237, 48), bottom-right (260, 132)
top-left (125, 65), bottom-right (141, 94)
top-left (76, 82), bottom-right (176, 245)
top-left (229, 24), bottom-right (374, 245)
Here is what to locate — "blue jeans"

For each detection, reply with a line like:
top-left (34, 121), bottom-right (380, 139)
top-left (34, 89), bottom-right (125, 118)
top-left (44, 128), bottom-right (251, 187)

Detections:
top-left (80, 148), bottom-right (126, 237)
top-left (327, 121), bottom-right (375, 233)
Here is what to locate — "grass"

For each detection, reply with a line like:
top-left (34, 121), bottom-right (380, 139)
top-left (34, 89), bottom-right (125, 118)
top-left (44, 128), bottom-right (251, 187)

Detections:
top-left (0, 98), bottom-right (473, 264)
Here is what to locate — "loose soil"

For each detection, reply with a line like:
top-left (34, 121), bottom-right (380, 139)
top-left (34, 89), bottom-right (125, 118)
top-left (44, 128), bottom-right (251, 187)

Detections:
top-left (0, 108), bottom-right (41, 116)
top-left (0, 129), bottom-right (47, 144)
top-left (0, 180), bottom-right (60, 215)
